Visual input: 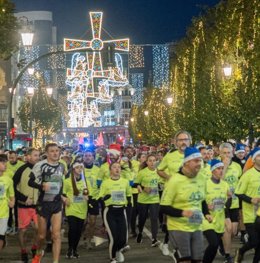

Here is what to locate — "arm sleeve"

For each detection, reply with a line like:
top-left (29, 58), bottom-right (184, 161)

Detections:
top-left (160, 205), bottom-right (183, 217)
top-left (202, 200), bottom-right (210, 216)
top-left (236, 194), bottom-right (252, 204)
top-left (28, 163), bottom-right (43, 190)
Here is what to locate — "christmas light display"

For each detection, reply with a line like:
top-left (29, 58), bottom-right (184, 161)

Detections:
top-left (64, 11), bottom-right (130, 128)
top-left (152, 45), bottom-right (169, 88)
top-left (130, 73), bottom-right (144, 105)
top-left (47, 45), bottom-right (65, 70)
top-left (129, 45), bottom-right (144, 68)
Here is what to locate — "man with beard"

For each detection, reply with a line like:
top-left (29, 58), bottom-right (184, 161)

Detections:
top-left (13, 148), bottom-right (40, 262)
top-left (160, 147), bottom-right (212, 263)
top-left (157, 131), bottom-right (192, 256)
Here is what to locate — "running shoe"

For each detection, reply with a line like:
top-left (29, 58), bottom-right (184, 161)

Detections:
top-left (234, 249), bottom-right (243, 263)
top-left (31, 251), bottom-right (43, 263)
top-left (21, 251), bottom-right (28, 263)
top-left (159, 243), bottom-right (169, 256)
top-left (136, 233), bottom-right (142, 243)
top-left (66, 248), bottom-right (73, 259)
top-left (116, 251), bottom-right (124, 263)
top-left (72, 250), bottom-right (80, 259)
top-left (151, 239), bottom-right (160, 247)
top-left (224, 255), bottom-right (233, 263)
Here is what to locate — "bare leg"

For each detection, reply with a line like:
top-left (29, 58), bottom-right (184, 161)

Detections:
top-left (51, 212), bottom-right (62, 263)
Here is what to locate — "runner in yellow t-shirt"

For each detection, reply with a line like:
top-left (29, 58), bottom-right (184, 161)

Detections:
top-left (0, 154), bottom-right (15, 252)
top-left (234, 147), bottom-right (260, 263)
top-left (63, 162), bottom-right (88, 259)
top-left (99, 162), bottom-right (132, 263)
top-left (135, 154), bottom-right (160, 247)
top-left (160, 147), bottom-right (212, 263)
top-left (202, 159), bottom-right (230, 263)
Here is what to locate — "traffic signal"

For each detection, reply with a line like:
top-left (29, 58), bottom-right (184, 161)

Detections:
top-left (10, 128), bottom-right (16, 139)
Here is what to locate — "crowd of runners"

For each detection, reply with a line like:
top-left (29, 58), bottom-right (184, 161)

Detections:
top-left (0, 130), bottom-right (260, 263)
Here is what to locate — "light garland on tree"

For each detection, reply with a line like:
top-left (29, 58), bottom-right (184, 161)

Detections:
top-left (64, 11), bottom-right (130, 128)
top-left (129, 45), bottom-right (144, 68)
top-left (152, 45), bottom-right (169, 88)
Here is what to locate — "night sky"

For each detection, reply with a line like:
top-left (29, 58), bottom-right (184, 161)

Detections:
top-left (13, 0), bottom-right (220, 44)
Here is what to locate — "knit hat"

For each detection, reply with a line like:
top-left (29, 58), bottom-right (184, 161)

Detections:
top-left (211, 159), bottom-right (224, 171)
top-left (107, 144), bottom-right (121, 156)
top-left (235, 144), bottom-right (245, 154)
top-left (183, 147), bottom-right (202, 163)
top-left (252, 147), bottom-right (260, 161)
top-left (196, 143), bottom-right (205, 150)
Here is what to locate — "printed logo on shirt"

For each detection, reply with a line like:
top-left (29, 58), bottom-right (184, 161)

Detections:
top-left (188, 191), bottom-right (203, 202)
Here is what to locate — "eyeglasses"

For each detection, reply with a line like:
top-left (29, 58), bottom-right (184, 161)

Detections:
top-left (176, 138), bottom-right (190, 142)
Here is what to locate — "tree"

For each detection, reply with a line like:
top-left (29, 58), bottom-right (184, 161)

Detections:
top-left (18, 87), bottom-right (62, 146)
top-left (0, 0), bottom-right (19, 60)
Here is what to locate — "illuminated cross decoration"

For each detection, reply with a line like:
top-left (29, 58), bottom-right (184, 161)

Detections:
top-left (64, 11), bottom-right (129, 96)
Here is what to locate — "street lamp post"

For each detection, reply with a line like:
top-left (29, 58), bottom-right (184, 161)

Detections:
top-left (7, 17), bottom-right (34, 149)
top-left (27, 87), bottom-right (34, 147)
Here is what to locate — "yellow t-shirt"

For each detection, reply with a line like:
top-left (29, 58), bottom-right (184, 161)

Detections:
top-left (157, 150), bottom-right (184, 176)
top-left (203, 178), bottom-right (229, 233)
top-left (5, 160), bottom-right (24, 179)
top-left (223, 162), bottom-right (242, 209)
top-left (84, 165), bottom-right (100, 200)
top-left (161, 172), bottom-right (206, 232)
top-left (97, 162), bottom-right (110, 182)
top-left (99, 177), bottom-right (132, 207)
top-left (235, 167), bottom-right (260, 223)
top-left (135, 167), bottom-right (160, 204)
top-left (63, 176), bottom-right (88, 220)
top-left (0, 175), bottom-right (14, 218)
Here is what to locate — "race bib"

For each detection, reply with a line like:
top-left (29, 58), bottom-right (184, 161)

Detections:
top-left (212, 198), bottom-right (225, 211)
top-left (0, 184), bottom-right (5, 198)
top-left (189, 210), bottom-right (203, 225)
top-left (230, 187), bottom-right (237, 199)
top-left (111, 191), bottom-right (125, 203)
top-left (74, 195), bottom-right (85, 203)
top-left (150, 187), bottom-right (159, 196)
top-left (46, 182), bottom-right (60, 195)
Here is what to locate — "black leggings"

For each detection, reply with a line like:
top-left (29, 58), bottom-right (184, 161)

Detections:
top-left (130, 193), bottom-right (138, 234)
top-left (103, 207), bottom-right (128, 260)
top-left (241, 217), bottom-right (260, 263)
top-left (67, 216), bottom-right (84, 251)
top-left (203, 230), bottom-right (223, 263)
top-left (138, 203), bottom-right (159, 240)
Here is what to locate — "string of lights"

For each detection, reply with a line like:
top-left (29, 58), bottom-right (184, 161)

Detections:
top-left (130, 73), bottom-right (144, 105)
top-left (152, 44), bottom-right (169, 88)
top-left (129, 45), bottom-right (144, 68)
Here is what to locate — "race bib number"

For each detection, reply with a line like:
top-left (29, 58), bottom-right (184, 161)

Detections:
top-left (230, 187), bottom-right (237, 199)
top-left (189, 210), bottom-right (203, 225)
top-left (46, 182), bottom-right (60, 195)
top-left (0, 184), bottom-right (5, 198)
top-left (74, 195), bottom-right (85, 203)
top-left (111, 191), bottom-right (125, 203)
top-left (212, 198), bottom-right (225, 211)
top-left (150, 187), bottom-right (159, 196)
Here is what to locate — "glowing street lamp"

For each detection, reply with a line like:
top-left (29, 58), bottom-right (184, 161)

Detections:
top-left (130, 117), bottom-right (134, 122)
top-left (27, 67), bottom-right (35, 75)
top-left (144, 110), bottom-right (149, 116)
top-left (27, 87), bottom-right (34, 97)
top-left (46, 87), bottom-right (53, 96)
top-left (223, 64), bottom-right (232, 77)
top-left (166, 96), bottom-right (173, 105)
top-left (19, 16), bottom-right (34, 47)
